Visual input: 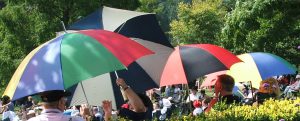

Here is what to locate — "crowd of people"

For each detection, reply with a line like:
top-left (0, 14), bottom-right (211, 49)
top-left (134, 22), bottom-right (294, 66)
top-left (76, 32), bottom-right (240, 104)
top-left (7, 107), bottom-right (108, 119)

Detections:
top-left (0, 74), bottom-right (299, 121)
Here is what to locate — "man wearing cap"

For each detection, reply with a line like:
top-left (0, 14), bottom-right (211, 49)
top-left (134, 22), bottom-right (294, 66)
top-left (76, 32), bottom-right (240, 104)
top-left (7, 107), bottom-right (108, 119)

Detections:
top-left (28, 90), bottom-right (88, 121)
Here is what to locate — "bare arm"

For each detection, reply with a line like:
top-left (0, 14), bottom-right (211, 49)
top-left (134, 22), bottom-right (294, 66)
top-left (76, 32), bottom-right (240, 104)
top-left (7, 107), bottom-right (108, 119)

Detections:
top-left (102, 100), bottom-right (112, 121)
top-left (117, 78), bottom-right (146, 112)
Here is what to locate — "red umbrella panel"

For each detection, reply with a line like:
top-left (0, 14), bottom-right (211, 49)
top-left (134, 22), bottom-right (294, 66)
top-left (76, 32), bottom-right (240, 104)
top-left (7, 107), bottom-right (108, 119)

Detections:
top-left (201, 70), bottom-right (227, 88)
top-left (160, 44), bottom-right (241, 87)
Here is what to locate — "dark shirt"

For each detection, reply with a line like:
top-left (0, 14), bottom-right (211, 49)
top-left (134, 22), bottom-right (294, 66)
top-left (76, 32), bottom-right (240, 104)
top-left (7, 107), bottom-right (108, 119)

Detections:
top-left (25, 101), bottom-right (33, 109)
top-left (256, 92), bottom-right (276, 104)
top-left (220, 95), bottom-right (241, 104)
top-left (119, 107), bottom-right (152, 121)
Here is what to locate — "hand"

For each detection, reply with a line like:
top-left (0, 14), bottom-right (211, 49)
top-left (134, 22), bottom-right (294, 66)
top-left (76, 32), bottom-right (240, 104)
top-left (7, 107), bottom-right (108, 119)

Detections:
top-left (102, 100), bottom-right (112, 121)
top-left (116, 78), bottom-right (128, 89)
top-left (102, 100), bottom-right (112, 113)
top-left (80, 104), bottom-right (90, 117)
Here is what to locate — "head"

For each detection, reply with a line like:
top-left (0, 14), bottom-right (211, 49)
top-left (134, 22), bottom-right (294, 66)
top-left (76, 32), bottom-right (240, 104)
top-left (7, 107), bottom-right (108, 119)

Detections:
top-left (215, 74), bottom-right (235, 96)
top-left (2, 95), bottom-right (11, 105)
top-left (202, 97), bottom-right (211, 107)
top-left (296, 74), bottom-right (300, 81)
top-left (92, 106), bottom-right (99, 115)
top-left (39, 90), bottom-right (71, 111)
top-left (191, 86), bottom-right (198, 94)
top-left (259, 78), bottom-right (278, 94)
top-left (200, 90), bottom-right (205, 95)
top-left (28, 96), bottom-right (32, 100)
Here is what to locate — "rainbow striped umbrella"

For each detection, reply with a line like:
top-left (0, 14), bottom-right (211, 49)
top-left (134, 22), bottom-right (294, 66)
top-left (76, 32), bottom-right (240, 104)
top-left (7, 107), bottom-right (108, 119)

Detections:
top-left (3, 30), bottom-right (153, 100)
top-left (228, 52), bottom-right (297, 88)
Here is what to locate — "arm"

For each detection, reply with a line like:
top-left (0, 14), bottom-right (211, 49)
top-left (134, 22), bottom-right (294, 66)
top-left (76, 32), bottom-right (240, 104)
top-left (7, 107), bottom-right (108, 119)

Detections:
top-left (0, 105), bottom-right (7, 114)
top-left (117, 78), bottom-right (146, 112)
top-left (102, 100), bottom-right (112, 121)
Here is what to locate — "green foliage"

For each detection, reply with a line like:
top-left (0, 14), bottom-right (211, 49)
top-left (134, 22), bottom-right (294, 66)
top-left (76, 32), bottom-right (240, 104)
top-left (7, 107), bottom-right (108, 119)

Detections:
top-left (137, 0), bottom-right (191, 38)
top-left (221, 0), bottom-right (300, 66)
top-left (168, 98), bottom-right (300, 121)
top-left (169, 0), bottom-right (226, 45)
top-left (101, 0), bottom-right (140, 10)
top-left (0, 0), bottom-right (140, 96)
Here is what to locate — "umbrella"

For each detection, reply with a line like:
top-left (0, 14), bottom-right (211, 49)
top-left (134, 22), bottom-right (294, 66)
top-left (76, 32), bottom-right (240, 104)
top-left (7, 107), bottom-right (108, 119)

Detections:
top-left (3, 30), bottom-right (153, 100)
top-left (67, 73), bottom-right (123, 109)
top-left (67, 38), bottom-right (174, 109)
top-left (200, 70), bottom-right (227, 88)
top-left (68, 6), bottom-right (172, 48)
top-left (67, 6), bottom-right (174, 91)
top-left (160, 44), bottom-right (241, 87)
top-left (228, 52), bottom-right (297, 88)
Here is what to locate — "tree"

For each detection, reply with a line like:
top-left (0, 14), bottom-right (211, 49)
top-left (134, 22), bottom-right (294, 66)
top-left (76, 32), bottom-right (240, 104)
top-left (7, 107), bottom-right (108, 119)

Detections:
top-left (137, 0), bottom-right (191, 39)
top-left (169, 0), bottom-right (226, 45)
top-left (0, 0), bottom-right (141, 95)
top-left (221, 0), bottom-right (300, 67)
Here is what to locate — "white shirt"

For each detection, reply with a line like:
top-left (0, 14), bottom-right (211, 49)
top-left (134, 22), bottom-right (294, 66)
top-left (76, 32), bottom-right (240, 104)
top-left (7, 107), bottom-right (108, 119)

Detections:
top-left (28, 109), bottom-right (84, 121)
top-left (186, 93), bottom-right (201, 102)
top-left (193, 107), bottom-right (203, 116)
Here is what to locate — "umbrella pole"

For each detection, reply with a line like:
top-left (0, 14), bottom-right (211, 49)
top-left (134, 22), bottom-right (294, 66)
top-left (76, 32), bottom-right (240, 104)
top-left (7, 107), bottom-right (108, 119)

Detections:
top-left (80, 82), bottom-right (90, 106)
top-left (249, 81), bottom-right (255, 104)
top-left (60, 21), bottom-right (67, 33)
top-left (114, 71), bottom-right (128, 101)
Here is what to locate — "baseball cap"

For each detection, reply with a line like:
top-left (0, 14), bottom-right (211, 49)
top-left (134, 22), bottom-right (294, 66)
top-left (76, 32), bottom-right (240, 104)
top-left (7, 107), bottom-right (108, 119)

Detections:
top-left (40, 90), bottom-right (71, 102)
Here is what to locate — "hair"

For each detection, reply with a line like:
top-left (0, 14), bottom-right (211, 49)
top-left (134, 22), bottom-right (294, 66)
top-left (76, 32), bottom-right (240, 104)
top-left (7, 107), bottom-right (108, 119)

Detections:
top-left (218, 74), bottom-right (235, 92)
top-left (2, 95), bottom-right (10, 105)
top-left (191, 86), bottom-right (198, 91)
top-left (203, 97), bottom-right (211, 105)
top-left (137, 93), bottom-right (153, 108)
top-left (43, 101), bottom-right (60, 108)
top-left (200, 90), bottom-right (205, 94)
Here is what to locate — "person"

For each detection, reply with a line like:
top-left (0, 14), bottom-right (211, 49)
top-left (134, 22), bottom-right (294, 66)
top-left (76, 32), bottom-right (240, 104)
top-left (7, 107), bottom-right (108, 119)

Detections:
top-left (185, 86), bottom-right (201, 103)
top-left (102, 78), bottom-right (153, 121)
top-left (201, 97), bottom-right (211, 112)
top-left (215, 74), bottom-right (241, 104)
top-left (25, 96), bottom-right (34, 109)
top-left (91, 106), bottom-right (103, 121)
top-left (255, 78), bottom-right (279, 104)
top-left (1, 95), bottom-right (18, 121)
top-left (192, 100), bottom-right (203, 116)
top-left (199, 90), bottom-right (210, 100)
top-left (27, 90), bottom-right (89, 121)
top-left (282, 74), bottom-right (300, 98)
top-left (0, 95), bottom-right (14, 112)
top-left (205, 74), bottom-right (240, 112)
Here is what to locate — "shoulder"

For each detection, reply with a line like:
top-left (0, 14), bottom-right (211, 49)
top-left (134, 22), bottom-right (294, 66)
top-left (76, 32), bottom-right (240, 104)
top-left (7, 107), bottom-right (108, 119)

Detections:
top-left (64, 115), bottom-right (84, 121)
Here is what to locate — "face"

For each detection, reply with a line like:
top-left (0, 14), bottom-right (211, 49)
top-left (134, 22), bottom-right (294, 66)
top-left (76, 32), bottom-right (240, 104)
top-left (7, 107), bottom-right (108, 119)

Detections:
top-left (214, 80), bottom-right (222, 96)
top-left (58, 97), bottom-right (67, 111)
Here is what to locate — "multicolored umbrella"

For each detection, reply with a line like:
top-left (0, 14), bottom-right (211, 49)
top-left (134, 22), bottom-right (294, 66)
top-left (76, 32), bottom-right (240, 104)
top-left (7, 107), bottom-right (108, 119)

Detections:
top-left (160, 44), bottom-right (241, 87)
top-left (3, 30), bottom-right (153, 100)
top-left (67, 38), bottom-right (174, 109)
top-left (67, 6), bottom-right (174, 91)
top-left (228, 52), bottom-right (297, 88)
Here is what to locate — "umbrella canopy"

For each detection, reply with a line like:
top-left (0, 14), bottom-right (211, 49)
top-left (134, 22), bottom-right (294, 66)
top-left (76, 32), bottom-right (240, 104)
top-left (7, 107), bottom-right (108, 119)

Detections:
top-left (3, 30), bottom-right (153, 100)
top-left (160, 44), bottom-right (241, 87)
top-left (67, 6), bottom-right (174, 90)
top-left (67, 73), bottom-right (123, 109)
top-left (228, 52), bottom-right (297, 88)
top-left (201, 70), bottom-right (227, 88)
top-left (67, 38), bottom-right (174, 109)
top-left (68, 6), bottom-right (172, 48)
